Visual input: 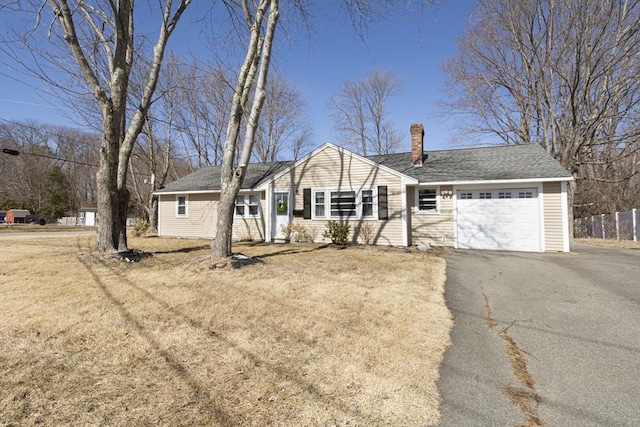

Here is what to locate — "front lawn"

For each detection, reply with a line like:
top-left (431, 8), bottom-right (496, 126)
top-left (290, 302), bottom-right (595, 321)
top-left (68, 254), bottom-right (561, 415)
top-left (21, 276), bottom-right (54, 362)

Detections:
top-left (0, 235), bottom-right (452, 426)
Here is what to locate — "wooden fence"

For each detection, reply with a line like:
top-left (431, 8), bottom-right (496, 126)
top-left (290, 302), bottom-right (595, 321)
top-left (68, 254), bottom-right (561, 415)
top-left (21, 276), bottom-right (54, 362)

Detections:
top-left (574, 209), bottom-right (639, 241)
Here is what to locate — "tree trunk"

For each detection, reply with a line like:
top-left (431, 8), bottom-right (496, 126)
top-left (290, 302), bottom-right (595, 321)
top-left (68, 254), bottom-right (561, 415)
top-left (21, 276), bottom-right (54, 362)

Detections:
top-left (117, 186), bottom-right (130, 250)
top-left (210, 0), bottom-right (279, 259)
top-left (94, 122), bottom-right (123, 252)
top-left (212, 185), bottom-right (236, 257)
top-left (148, 195), bottom-right (158, 234)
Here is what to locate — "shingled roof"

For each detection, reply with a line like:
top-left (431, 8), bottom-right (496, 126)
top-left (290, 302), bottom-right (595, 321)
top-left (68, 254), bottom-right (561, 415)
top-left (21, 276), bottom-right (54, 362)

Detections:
top-left (157, 143), bottom-right (570, 193)
top-left (157, 161), bottom-right (293, 193)
top-left (369, 143), bottom-right (572, 182)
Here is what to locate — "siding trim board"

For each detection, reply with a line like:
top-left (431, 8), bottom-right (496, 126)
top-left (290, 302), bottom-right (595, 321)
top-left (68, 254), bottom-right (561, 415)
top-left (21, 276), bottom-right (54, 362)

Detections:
top-left (419, 177), bottom-right (572, 186)
top-left (561, 181), bottom-right (570, 252)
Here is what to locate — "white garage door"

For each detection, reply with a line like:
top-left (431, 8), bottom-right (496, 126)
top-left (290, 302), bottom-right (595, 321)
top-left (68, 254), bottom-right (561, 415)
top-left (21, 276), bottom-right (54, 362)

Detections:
top-left (456, 188), bottom-right (541, 252)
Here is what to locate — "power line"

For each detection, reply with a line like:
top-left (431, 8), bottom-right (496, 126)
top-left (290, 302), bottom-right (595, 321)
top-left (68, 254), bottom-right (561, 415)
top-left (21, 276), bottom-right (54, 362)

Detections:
top-left (1, 147), bottom-right (97, 167)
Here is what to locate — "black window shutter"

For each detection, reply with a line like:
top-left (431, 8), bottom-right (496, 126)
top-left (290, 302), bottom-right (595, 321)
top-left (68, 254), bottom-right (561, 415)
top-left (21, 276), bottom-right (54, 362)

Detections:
top-left (378, 186), bottom-right (388, 220)
top-left (303, 188), bottom-right (311, 219)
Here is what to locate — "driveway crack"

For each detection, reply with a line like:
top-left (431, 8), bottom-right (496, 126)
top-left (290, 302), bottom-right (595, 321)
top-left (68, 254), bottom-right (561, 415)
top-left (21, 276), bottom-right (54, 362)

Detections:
top-left (482, 288), bottom-right (545, 427)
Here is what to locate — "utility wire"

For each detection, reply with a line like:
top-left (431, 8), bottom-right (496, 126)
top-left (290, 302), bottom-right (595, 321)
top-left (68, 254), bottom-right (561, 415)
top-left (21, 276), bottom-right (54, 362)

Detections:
top-left (1, 147), bottom-right (97, 167)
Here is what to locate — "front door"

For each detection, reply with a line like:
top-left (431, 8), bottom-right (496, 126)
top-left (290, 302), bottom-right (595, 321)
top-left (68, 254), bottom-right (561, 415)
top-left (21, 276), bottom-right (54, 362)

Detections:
top-left (272, 191), bottom-right (290, 240)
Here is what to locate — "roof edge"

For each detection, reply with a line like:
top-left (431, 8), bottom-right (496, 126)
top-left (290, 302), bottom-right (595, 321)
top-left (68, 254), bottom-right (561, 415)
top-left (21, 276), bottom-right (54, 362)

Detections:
top-left (415, 176), bottom-right (573, 186)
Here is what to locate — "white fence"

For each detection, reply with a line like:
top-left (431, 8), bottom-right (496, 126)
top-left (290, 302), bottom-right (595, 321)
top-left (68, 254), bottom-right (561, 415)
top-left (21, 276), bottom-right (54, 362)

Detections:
top-left (574, 209), bottom-right (639, 241)
top-left (58, 217), bottom-right (138, 227)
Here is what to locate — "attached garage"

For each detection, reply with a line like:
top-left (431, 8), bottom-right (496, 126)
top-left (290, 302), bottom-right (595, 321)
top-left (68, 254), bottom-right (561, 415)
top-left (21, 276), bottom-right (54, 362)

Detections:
top-left (456, 188), bottom-right (542, 252)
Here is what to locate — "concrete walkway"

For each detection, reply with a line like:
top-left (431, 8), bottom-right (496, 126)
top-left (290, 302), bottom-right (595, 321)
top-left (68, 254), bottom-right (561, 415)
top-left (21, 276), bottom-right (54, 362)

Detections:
top-left (437, 245), bottom-right (640, 426)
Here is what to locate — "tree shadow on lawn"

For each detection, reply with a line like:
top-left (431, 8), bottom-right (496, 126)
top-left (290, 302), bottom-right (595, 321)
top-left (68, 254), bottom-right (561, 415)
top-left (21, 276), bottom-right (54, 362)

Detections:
top-left (76, 254), bottom-right (379, 425)
top-left (152, 245), bottom-right (210, 255)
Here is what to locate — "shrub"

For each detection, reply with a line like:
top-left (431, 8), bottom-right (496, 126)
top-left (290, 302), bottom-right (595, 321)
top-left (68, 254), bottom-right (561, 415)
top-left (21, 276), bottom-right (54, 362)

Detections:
top-left (359, 222), bottom-right (375, 245)
top-left (323, 220), bottom-right (351, 246)
top-left (281, 223), bottom-right (315, 243)
top-left (131, 218), bottom-right (150, 237)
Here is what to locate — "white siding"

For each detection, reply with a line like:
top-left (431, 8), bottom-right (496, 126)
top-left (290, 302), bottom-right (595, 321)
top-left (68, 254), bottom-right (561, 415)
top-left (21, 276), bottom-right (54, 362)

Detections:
top-left (543, 181), bottom-right (566, 251)
top-left (158, 192), bottom-right (266, 241)
top-left (272, 145), bottom-right (405, 246)
top-left (409, 185), bottom-right (455, 247)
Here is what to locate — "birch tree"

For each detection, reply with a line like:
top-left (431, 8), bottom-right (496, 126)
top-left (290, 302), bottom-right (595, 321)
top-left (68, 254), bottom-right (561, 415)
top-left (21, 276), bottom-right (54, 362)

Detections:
top-left (211, 0), bottom-right (280, 258)
top-left (443, 0), bottom-right (640, 220)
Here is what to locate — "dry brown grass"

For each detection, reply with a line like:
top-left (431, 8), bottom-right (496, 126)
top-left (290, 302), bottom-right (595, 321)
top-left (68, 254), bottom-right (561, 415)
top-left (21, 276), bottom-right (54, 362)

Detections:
top-left (0, 224), bottom-right (93, 233)
top-left (574, 237), bottom-right (640, 250)
top-left (0, 234), bottom-right (452, 426)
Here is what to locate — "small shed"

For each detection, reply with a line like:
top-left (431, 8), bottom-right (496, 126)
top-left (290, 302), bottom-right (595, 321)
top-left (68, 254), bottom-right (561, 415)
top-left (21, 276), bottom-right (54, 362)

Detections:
top-left (5, 209), bottom-right (31, 224)
top-left (78, 207), bottom-right (98, 226)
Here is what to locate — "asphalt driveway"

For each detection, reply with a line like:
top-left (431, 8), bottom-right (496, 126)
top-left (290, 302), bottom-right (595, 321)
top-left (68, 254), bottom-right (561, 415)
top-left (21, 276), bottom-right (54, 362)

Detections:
top-left (437, 244), bottom-right (639, 426)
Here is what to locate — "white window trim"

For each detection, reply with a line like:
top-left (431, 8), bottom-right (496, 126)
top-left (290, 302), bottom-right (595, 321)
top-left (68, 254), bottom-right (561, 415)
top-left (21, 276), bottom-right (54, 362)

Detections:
top-left (312, 189), bottom-right (327, 219)
top-left (234, 192), bottom-right (262, 219)
top-left (311, 187), bottom-right (378, 220)
top-left (176, 195), bottom-right (188, 218)
top-left (415, 186), bottom-right (440, 214)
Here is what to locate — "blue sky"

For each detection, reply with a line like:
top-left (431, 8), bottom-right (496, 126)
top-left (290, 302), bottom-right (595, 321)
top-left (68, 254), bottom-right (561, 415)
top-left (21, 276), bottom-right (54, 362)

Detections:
top-left (0, 1), bottom-right (478, 153)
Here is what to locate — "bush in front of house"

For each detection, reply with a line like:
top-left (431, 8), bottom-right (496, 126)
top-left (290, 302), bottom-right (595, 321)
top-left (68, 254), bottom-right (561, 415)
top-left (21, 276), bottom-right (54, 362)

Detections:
top-left (323, 220), bottom-right (351, 246)
top-left (281, 223), bottom-right (316, 243)
top-left (131, 218), bottom-right (150, 237)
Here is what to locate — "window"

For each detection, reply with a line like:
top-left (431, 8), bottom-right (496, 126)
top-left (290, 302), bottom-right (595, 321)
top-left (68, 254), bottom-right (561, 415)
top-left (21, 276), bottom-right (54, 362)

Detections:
top-left (311, 188), bottom-right (376, 219)
top-left (417, 188), bottom-right (438, 213)
top-left (498, 192), bottom-right (512, 199)
top-left (314, 191), bottom-right (325, 218)
top-left (235, 193), bottom-right (261, 217)
top-left (235, 195), bottom-right (245, 216)
top-left (479, 192), bottom-right (492, 199)
top-left (331, 191), bottom-right (356, 218)
top-left (362, 190), bottom-right (373, 217)
top-left (248, 194), bottom-right (259, 215)
top-left (460, 192), bottom-right (473, 200)
top-left (177, 195), bottom-right (188, 217)
top-left (518, 191), bottom-right (533, 199)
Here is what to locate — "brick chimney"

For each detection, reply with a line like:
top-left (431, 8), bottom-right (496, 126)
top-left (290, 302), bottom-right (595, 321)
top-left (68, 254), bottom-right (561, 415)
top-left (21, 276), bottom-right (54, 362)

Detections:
top-left (410, 123), bottom-right (424, 166)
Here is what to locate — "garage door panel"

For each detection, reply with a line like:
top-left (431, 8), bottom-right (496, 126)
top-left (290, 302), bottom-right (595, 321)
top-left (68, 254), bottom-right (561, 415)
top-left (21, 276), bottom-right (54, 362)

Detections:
top-left (456, 188), bottom-right (541, 252)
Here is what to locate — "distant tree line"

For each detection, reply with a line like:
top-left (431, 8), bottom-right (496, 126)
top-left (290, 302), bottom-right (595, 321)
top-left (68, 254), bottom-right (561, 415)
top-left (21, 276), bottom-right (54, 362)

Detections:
top-left (0, 120), bottom-right (98, 218)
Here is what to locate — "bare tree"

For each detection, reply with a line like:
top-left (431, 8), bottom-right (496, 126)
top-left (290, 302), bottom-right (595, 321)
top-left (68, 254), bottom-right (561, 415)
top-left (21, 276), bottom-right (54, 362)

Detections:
top-left (211, 0), bottom-right (280, 258)
top-left (0, 120), bottom-right (99, 215)
top-left (126, 55), bottom-right (184, 233)
top-left (328, 68), bottom-right (403, 155)
top-left (253, 74), bottom-right (313, 162)
top-left (3, 1), bottom-right (440, 258)
top-left (172, 63), bottom-right (233, 169)
top-left (2, 0), bottom-right (192, 251)
top-left (443, 0), bottom-right (640, 223)
top-left (48, 125), bottom-right (100, 212)
top-left (0, 121), bottom-right (53, 213)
